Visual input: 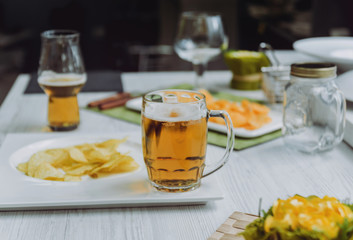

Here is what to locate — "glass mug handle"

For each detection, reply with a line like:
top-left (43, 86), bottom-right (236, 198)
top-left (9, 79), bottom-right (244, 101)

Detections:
top-left (202, 110), bottom-right (235, 177)
top-left (334, 89), bottom-right (346, 138)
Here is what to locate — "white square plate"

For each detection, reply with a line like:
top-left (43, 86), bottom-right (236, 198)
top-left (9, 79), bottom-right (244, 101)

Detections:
top-left (126, 97), bottom-right (282, 138)
top-left (0, 132), bottom-right (223, 211)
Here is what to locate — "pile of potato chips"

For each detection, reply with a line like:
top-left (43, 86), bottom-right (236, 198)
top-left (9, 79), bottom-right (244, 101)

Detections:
top-left (199, 89), bottom-right (272, 130)
top-left (17, 138), bottom-right (139, 182)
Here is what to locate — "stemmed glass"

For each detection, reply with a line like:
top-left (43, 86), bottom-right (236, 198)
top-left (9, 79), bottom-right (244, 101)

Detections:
top-left (174, 12), bottom-right (227, 89)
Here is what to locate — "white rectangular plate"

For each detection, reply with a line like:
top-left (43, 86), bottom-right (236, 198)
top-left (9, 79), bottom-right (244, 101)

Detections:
top-left (126, 97), bottom-right (282, 138)
top-left (0, 132), bottom-right (223, 211)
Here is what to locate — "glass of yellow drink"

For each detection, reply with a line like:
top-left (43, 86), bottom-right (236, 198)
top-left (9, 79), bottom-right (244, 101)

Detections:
top-left (38, 30), bottom-right (86, 131)
top-left (142, 89), bottom-right (234, 192)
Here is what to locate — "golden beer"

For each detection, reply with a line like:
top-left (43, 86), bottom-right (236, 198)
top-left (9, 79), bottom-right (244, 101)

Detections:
top-left (38, 30), bottom-right (86, 131)
top-left (142, 115), bottom-right (207, 192)
top-left (39, 75), bottom-right (86, 131)
top-left (142, 90), bottom-right (235, 192)
top-left (142, 90), bottom-right (210, 192)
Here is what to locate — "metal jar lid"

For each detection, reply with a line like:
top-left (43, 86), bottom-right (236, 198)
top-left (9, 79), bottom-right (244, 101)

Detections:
top-left (290, 62), bottom-right (336, 78)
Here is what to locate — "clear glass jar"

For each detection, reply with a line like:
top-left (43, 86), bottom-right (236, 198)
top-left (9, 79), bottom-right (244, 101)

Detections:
top-left (283, 63), bottom-right (346, 153)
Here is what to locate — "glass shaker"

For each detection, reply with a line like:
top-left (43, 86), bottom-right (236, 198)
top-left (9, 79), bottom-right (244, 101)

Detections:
top-left (282, 63), bottom-right (346, 153)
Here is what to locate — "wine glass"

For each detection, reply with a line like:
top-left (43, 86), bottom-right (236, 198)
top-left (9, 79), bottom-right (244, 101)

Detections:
top-left (174, 12), bottom-right (227, 89)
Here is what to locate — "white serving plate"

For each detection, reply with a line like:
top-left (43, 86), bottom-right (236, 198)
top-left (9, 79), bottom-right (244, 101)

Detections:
top-left (0, 132), bottom-right (223, 210)
top-left (126, 97), bottom-right (282, 138)
top-left (293, 37), bottom-right (353, 72)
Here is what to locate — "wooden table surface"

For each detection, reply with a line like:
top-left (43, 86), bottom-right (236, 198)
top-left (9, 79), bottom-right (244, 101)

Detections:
top-left (1, 51), bottom-right (353, 240)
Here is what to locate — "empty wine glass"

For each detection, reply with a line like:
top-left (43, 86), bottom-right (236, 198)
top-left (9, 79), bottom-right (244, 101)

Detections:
top-left (174, 12), bottom-right (227, 89)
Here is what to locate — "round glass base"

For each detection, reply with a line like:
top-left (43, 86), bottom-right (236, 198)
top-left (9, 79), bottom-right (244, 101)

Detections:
top-left (150, 180), bottom-right (201, 193)
top-left (49, 124), bottom-right (78, 131)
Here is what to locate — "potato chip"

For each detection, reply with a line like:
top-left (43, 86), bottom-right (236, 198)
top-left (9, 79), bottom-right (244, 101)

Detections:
top-left (33, 162), bottom-right (64, 180)
top-left (65, 164), bottom-right (96, 176)
top-left (86, 148), bottom-right (110, 163)
top-left (75, 143), bottom-right (93, 152)
top-left (89, 153), bottom-right (130, 174)
top-left (64, 175), bottom-right (81, 182)
top-left (95, 138), bottom-right (125, 150)
top-left (116, 160), bottom-right (140, 173)
top-left (17, 162), bottom-right (28, 173)
top-left (89, 160), bottom-right (139, 179)
top-left (45, 149), bottom-right (69, 167)
top-left (27, 152), bottom-right (55, 177)
top-left (68, 147), bottom-right (88, 163)
top-left (17, 138), bottom-right (139, 182)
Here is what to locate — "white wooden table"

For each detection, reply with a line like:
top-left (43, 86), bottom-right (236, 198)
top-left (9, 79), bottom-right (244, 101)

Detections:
top-left (1, 51), bottom-right (353, 240)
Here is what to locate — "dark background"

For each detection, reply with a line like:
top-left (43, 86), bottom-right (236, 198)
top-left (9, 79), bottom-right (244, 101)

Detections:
top-left (0, 0), bottom-right (352, 103)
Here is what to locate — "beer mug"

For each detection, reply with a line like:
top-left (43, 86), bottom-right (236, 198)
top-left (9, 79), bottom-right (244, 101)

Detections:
top-left (142, 89), bottom-right (234, 192)
top-left (38, 30), bottom-right (86, 131)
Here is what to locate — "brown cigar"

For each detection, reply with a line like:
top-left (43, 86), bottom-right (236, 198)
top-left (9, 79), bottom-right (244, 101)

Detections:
top-left (87, 92), bottom-right (131, 108)
top-left (98, 97), bottom-right (132, 110)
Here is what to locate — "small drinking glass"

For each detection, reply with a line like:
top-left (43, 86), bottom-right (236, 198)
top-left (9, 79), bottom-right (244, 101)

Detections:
top-left (174, 12), bottom-right (227, 89)
top-left (38, 30), bottom-right (86, 131)
top-left (141, 89), bottom-right (234, 192)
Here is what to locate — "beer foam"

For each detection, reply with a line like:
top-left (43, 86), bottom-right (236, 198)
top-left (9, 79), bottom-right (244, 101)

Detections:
top-left (38, 71), bottom-right (87, 86)
top-left (144, 103), bottom-right (206, 122)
